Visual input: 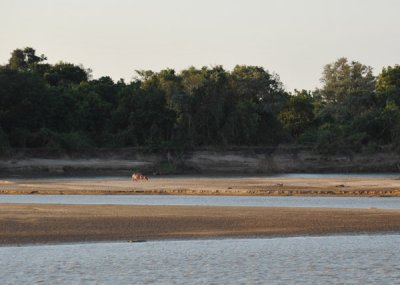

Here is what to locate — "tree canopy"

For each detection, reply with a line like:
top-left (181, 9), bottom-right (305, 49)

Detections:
top-left (0, 47), bottom-right (399, 154)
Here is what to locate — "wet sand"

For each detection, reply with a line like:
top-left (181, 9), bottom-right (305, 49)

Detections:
top-left (1, 204), bottom-right (400, 244)
top-left (1, 176), bottom-right (400, 196)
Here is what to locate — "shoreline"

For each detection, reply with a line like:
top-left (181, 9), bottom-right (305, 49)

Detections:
top-left (1, 204), bottom-right (400, 245)
top-left (2, 232), bottom-right (399, 248)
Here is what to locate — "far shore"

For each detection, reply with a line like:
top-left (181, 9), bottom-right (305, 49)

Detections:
top-left (1, 176), bottom-right (400, 196)
top-left (1, 204), bottom-right (400, 245)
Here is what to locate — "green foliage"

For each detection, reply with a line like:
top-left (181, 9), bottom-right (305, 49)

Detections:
top-left (1, 47), bottom-right (400, 153)
top-left (44, 62), bottom-right (89, 86)
top-left (320, 57), bottom-right (375, 104)
top-left (0, 126), bottom-right (10, 155)
top-left (313, 124), bottom-right (347, 153)
top-left (376, 65), bottom-right (400, 93)
top-left (376, 65), bottom-right (400, 108)
top-left (8, 47), bottom-right (47, 71)
top-left (56, 132), bottom-right (92, 151)
top-left (279, 90), bottom-right (315, 139)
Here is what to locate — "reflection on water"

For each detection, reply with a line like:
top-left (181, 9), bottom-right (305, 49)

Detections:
top-left (1, 235), bottom-right (399, 284)
top-left (1, 194), bottom-right (400, 209)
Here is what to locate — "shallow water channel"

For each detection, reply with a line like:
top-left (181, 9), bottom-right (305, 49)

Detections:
top-left (1, 194), bottom-right (400, 209)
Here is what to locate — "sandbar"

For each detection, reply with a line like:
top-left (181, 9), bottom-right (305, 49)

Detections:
top-left (1, 204), bottom-right (400, 245)
top-left (1, 176), bottom-right (400, 196)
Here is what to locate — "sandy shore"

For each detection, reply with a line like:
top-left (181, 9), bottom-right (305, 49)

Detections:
top-left (1, 204), bottom-right (400, 245)
top-left (1, 176), bottom-right (400, 196)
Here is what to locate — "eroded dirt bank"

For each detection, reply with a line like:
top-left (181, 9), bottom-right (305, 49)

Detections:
top-left (1, 204), bottom-right (400, 245)
top-left (1, 148), bottom-right (400, 176)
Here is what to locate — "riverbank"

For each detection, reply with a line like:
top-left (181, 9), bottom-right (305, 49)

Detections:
top-left (1, 204), bottom-right (400, 245)
top-left (2, 147), bottom-right (400, 176)
top-left (1, 176), bottom-right (400, 196)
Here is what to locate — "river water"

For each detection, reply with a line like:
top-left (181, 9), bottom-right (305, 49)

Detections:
top-left (1, 234), bottom-right (399, 284)
top-left (1, 194), bottom-right (400, 209)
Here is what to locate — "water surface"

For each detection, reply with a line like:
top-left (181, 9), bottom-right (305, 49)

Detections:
top-left (1, 194), bottom-right (400, 209)
top-left (1, 234), bottom-right (399, 284)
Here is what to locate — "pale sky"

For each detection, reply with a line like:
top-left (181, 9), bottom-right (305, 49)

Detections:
top-left (1, 0), bottom-right (399, 91)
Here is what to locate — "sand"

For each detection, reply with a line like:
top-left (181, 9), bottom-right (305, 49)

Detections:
top-left (1, 176), bottom-right (400, 245)
top-left (1, 204), bottom-right (400, 245)
top-left (1, 176), bottom-right (400, 196)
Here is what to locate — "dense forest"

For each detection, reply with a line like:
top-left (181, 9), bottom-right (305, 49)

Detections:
top-left (0, 47), bottom-right (400, 154)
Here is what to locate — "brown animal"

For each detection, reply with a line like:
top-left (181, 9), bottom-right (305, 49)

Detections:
top-left (132, 173), bottom-right (148, 182)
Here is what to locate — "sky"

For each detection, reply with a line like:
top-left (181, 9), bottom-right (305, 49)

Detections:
top-left (1, 0), bottom-right (399, 91)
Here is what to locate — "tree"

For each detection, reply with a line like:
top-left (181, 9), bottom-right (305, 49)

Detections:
top-left (44, 62), bottom-right (89, 86)
top-left (179, 66), bottom-right (229, 145)
top-left (230, 65), bottom-right (286, 106)
top-left (8, 47), bottom-right (47, 71)
top-left (376, 65), bottom-right (400, 92)
top-left (0, 67), bottom-right (53, 147)
top-left (317, 57), bottom-right (377, 124)
top-left (320, 57), bottom-right (375, 104)
top-left (279, 90), bottom-right (315, 139)
top-left (230, 65), bottom-right (288, 145)
top-left (89, 76), bottom-right (118, 105)
top-left (376, 65), bottom-right (400, 106)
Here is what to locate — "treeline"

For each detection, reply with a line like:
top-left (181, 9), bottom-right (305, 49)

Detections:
top-left (0, 47), bottom-right (400, 154)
